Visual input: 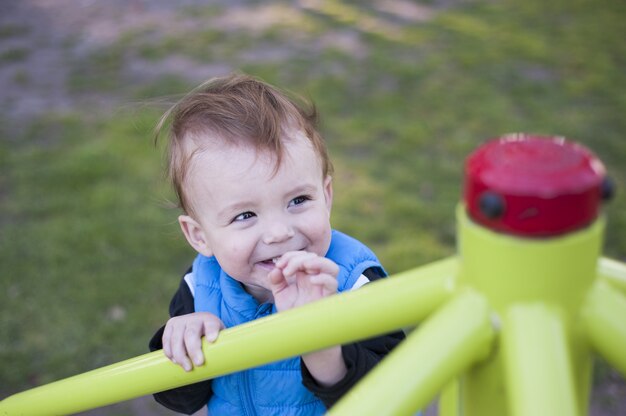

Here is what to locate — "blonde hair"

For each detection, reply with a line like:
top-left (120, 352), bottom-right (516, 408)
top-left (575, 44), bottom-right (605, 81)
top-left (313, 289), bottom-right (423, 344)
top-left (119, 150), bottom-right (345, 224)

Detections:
top-left (155, 73), bottom-right (333, 214)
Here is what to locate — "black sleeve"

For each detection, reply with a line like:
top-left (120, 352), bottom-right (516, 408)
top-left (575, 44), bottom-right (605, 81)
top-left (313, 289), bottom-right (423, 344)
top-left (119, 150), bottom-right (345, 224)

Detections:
top-left (300, 267), bottom-right (406, 408)
top-left (148, 269), bottom-right (213, 415)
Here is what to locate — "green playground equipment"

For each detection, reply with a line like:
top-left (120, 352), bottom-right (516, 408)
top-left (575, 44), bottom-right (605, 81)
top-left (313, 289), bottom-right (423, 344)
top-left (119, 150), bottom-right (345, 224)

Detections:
top-left (1, 134), bottom-right (624, 416)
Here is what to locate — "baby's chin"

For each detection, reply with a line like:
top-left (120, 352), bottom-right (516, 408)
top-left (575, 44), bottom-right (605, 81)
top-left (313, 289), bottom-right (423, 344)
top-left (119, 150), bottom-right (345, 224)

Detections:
top-left (240, 279), bottom-right (274, 303)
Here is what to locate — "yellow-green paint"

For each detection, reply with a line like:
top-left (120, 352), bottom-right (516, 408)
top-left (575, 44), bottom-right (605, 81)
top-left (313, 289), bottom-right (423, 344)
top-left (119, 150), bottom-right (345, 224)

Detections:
top-left (439, 380), bottom-right (460, 416)
top-left (2, 204), bottom-right (625, 416)
top-left (330, 290), bottom-right (494, 416)
top-left (598, 257), bottom-right (626, 295)
top-left (582, 279), bottom-right (626, 375)
top-left (502, 304), bottom-right (578, 416)
top-left (447, 206), bottom-right (605, 416)
top-left (457, 205), bottom-right (605, 315)
top-left (0, 258), bottom-right (455, 416)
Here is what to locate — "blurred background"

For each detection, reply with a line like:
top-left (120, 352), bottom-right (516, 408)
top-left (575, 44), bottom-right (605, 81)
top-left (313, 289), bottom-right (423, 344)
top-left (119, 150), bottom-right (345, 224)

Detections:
top-left (1, 0), bottom-right (624, 415)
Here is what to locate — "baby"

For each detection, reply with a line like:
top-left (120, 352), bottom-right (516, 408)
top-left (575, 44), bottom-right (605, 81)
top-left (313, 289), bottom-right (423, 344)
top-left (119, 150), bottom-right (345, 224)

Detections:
top-left (149, 73), bottom-right (404, 415)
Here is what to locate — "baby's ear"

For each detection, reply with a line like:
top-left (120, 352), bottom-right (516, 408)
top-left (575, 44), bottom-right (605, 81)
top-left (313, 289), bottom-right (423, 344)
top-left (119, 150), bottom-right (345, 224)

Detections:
top-left (178, 215), bottom-right (213, 257)
top-left (323, 175), bottom-right (333, 214)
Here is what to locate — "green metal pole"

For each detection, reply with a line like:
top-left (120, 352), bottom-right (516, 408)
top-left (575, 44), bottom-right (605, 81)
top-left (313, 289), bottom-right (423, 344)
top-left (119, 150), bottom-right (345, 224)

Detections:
top-left (598, 257), bottom-right (626, 295)
top-left (457, 207), bottom-right (604, 315)
top-left (502, 304), bottom-right (578, 416)
top-left (454, 205), bottom-right (604, 415)
top-left (582, 279), bottom-right (626, 376)
top-left (330, 290), bottom-right (495, 416)
top-left (0, 258), bottom-right (456, 416)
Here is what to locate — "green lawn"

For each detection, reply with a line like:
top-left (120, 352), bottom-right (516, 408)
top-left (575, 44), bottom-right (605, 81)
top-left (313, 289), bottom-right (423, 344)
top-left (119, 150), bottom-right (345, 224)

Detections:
top-left (1, 0), bottom-right (624, 408)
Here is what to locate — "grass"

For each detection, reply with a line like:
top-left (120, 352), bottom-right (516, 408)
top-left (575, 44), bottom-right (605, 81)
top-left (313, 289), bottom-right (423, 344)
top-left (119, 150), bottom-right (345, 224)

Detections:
top-left (0, 24), bottom-right (30, 40)
top-left (0, 112), bottom-right (192, 388)
top-left (0, 47), bottom-right (30, 63)
top-left (1, 0), bottom-right (624, 407)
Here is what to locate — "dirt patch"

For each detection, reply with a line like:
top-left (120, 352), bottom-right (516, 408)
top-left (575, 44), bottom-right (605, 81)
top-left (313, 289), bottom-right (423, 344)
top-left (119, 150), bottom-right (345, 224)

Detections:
top-left (0, 0), bottom-right (433, 128)
top-left (0, 0), bottom-right (224, 128)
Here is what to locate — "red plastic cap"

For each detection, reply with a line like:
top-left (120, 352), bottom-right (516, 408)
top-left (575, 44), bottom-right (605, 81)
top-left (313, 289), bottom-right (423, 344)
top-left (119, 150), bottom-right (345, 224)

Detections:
top-left (464, 134), bottom-right (606, 237)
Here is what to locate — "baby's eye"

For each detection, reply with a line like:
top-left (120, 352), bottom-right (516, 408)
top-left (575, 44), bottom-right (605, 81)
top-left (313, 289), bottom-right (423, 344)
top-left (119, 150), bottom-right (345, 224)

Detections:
top-left (289, 195), bottom-right (311, 207)
top-left (233, 211), bottom-right (256, 222)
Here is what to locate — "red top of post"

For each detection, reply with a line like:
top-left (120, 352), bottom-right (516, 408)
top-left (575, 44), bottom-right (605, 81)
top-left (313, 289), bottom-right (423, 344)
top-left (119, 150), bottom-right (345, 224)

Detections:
top-left (464, 134), bottom-right (607, 237)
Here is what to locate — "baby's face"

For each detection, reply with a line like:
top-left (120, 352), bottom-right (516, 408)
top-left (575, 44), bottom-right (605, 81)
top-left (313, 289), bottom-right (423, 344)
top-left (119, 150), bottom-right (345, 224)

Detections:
top-left (182, 133), bottom-right (333, 300)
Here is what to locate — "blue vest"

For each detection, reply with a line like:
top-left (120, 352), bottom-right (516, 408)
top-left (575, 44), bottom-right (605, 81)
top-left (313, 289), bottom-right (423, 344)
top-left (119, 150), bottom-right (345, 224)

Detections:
top-left (191, 230), bottom-right (385, 416)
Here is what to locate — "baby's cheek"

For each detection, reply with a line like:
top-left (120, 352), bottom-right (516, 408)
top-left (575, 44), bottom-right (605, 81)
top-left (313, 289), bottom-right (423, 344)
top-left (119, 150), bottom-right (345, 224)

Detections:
top-left (318, 226), bottom-right (333, 256)
top-left (228, 238), bottom-right (253, 263)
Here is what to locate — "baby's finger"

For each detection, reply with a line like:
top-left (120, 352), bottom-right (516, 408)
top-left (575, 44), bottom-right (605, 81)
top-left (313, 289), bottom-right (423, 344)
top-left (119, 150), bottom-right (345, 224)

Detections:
top-left (179, 356), bottom-right (193, 372)
top-left (184, 325), bottom-right (204, 367)
top-left (203, 319), bottom-right (224, 343)
top-left (162, 323), bottom-right (174, 359)
top-left (170, 325), bottom-right (192, 371)
top-left (302, 256), bottom-right (339, 277)
top-left (268, 268), bottom-right (287, 292)
top-left (309, 273), bottom-right (339, 293)
top-left (280, 252), bottom-right (318, 276)
top-left (166, 320), bottom-right (187, 363)
top-left (274, 250), bottom-right (310, 268)
top-left (269, 267), bottom-right (285, 285)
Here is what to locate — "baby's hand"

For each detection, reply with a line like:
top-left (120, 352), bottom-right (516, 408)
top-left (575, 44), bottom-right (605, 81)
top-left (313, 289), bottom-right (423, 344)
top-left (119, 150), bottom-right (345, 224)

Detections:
top-left (162, 312), bottom-right (224, 372)
top-left (269, 251), bottom-right (339, 312)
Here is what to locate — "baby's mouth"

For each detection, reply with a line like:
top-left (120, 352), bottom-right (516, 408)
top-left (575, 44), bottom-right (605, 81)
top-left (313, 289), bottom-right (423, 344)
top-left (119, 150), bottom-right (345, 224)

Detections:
top-left (257, 248), bottom-right (306, 268)
top-left (258, 257), bottom-right (280, 268)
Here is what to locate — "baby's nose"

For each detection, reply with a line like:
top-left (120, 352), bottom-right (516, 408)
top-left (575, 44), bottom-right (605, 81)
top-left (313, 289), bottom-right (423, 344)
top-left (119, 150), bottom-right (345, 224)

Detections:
top-left (263, 222), bottom-right (295, 244)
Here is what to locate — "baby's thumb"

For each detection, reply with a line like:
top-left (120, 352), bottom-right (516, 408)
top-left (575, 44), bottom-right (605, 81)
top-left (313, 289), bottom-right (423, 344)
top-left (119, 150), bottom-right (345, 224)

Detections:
top-left (269, 268), bottom-right (286, 289)
top-left (204, 320), bottom-right (223, 343)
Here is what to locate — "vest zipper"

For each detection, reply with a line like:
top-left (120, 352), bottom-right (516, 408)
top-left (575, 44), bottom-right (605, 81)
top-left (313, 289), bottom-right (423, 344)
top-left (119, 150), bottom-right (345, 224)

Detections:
top-left (239, 304), bottom-right (271, 415)
top-left (239, 370), bottom-right (256, 416)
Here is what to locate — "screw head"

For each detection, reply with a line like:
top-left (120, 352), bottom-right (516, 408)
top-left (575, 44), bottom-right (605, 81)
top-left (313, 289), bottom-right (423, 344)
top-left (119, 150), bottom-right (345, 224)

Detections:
top-left (479, 192), bottom-right (505, 219)
top-left (601, 176), bottom-right (615, 202)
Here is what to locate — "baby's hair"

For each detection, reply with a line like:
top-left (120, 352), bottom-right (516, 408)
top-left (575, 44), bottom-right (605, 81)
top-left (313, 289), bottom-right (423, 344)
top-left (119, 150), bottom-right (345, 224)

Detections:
top-left (155, 73), bottom-right (333, 215)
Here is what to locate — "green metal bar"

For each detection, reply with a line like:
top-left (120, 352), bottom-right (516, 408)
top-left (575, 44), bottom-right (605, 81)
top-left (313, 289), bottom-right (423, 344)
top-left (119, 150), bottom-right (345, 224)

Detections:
top-left (456, 207), bottom-right (602, 415)
top-left (582, 279), bottom-right (626, 376)
top-left (598, 257), bottom-right (626, 295)
top-left (502, 304), bottom-right (578, 416)
top-left (329, 290), bottom-right (495, 416)
top-left (438, 380), bottom-right (460, 416)
top-left (457, 206), bottom-right (604, 316)
top-left (0, 258), bottom-right (456, 416)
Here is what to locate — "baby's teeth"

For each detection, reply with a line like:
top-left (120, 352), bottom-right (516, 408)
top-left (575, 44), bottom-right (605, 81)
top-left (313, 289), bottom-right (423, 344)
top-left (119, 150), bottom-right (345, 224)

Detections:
top-left (272, 257), bottom-right (279, 264)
